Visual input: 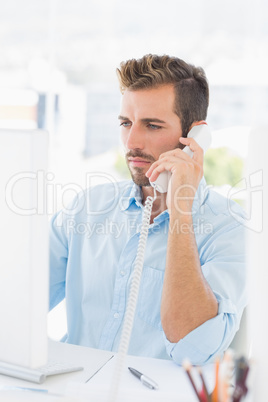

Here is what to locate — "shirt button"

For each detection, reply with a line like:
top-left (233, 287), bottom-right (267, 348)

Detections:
top-left (114, 313), bottom-right (119, 319)
top-left (120, 270), bottom-right (126, 276)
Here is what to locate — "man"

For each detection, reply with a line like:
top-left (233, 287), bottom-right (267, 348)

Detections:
top-left (50, 54), bottom-right (247, 365)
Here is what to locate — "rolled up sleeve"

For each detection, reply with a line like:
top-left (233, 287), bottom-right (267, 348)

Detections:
top-left (164, 302), bottom-right (242, 365)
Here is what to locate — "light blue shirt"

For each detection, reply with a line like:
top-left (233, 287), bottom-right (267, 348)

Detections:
top-left (49, 178), bottom-right (247, 365)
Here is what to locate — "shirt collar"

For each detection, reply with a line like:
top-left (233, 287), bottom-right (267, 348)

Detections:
top-left (120, 177), bottom-right (209, 215)
top-left (120, 182), bottom-right (143, 211)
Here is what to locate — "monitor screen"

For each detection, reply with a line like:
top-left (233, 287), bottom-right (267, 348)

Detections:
top-left (0, 129), bottom-right (48, 368)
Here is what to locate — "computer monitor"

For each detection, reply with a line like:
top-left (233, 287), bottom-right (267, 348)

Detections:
top-left (0, 129), bottom-right (49, 369)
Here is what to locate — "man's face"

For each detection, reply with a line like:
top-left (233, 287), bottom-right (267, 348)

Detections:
top-left (119, 84), bottom-right (183, 186)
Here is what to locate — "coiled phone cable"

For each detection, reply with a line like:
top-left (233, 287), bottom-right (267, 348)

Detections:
top-left (109, 190), bottom-right (156, 402)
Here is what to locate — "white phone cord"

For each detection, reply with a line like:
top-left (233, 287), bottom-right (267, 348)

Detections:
top-left (108, 191), bottom-right (156, 402)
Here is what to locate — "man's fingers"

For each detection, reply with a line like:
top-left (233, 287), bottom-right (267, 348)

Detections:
top-left (179, 137), bottom-right (204, 164)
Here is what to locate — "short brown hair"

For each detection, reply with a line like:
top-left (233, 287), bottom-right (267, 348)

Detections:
top-left (116, 54), bottom-right (209, 137)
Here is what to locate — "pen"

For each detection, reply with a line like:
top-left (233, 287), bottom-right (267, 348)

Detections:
top-left (128, 367), bottom-right (159, 390)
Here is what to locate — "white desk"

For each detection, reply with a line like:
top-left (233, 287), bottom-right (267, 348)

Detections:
top-left (0, 341), bottom-right (215, 402)
top-left (71, 353), bottom-right (215, 402)
top-left (0, 340), bottom-right (113, 401)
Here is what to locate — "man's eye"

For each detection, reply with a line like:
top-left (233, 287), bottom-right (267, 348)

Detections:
top-left (148, 124), bottom-right (162, 130)
top-left (120, 121), bottom-right (131, 127)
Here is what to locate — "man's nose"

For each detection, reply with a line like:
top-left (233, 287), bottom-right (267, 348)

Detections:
top-left (125, 125), bottom-right (145, 150)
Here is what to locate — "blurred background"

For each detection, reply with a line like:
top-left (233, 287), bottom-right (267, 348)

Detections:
top-left (1, 0), bottom-right (267, 338)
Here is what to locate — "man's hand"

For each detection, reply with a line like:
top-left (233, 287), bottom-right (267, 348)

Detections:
top-left (145, 136), bottom-right (204, 214)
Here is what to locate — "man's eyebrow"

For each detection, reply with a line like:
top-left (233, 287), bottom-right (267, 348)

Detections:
top-left (118, 116), bottom-right (166, 124)
top-left (141, 118), bottom-right (166, 124)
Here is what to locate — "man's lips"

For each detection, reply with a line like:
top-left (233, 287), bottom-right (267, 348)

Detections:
top-left (128, 158), bottom-right (152, 167)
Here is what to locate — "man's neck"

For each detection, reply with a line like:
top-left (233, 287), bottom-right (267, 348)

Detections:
top-left (141, 185), bottom-right (167, 223)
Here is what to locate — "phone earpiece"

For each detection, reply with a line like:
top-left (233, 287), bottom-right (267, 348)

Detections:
top-left (186, 124), bottom-right (212, 156)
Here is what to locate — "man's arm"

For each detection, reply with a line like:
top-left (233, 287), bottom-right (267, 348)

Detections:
top-left (162, 136), bottom-right (218, 342)
top-left (161, 210), bottom-right (218, 342)
top-left (163, 217), bottom-right (246, 365)
top-left (146, 135), bottom-right (218, 342)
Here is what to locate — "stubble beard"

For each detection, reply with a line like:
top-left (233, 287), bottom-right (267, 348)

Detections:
top-left (129, 166), bottom-right (151, 187)
top-left (125, 141), bottom-right (184, 186)
top-left (125, 150), bottom-right (155, 187)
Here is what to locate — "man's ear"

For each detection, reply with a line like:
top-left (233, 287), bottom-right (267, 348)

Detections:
top-left (188, 120), bottom-right (207, 132)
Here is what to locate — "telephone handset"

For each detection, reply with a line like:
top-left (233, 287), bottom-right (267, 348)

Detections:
top-left (149, 124), bottom-right (212, 193)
